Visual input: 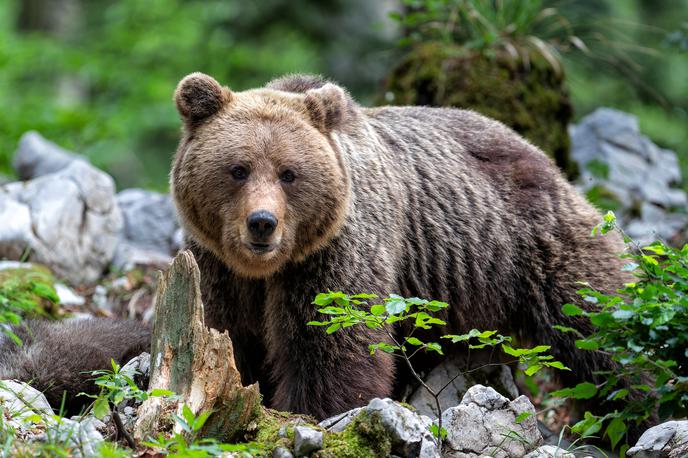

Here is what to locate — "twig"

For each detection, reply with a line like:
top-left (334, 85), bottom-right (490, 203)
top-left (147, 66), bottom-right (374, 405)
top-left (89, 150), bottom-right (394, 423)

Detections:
top-left (112, 405), bottom-right (137, 450)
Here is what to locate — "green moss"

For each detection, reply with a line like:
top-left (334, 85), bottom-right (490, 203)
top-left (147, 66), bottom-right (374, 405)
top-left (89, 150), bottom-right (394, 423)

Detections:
top-left (381, 42), bottom-right (577, 178)
top-left (0, 264), bottom-right (60, 318)
top-left (315, 412), bottom-right (392, 458)
top-left (252, 408), bottom-right (314, 454)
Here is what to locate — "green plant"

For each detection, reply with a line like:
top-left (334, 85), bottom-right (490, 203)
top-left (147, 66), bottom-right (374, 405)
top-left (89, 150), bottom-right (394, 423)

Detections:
top-left (82, 359), bottom-right (174, 449)
top-left (553, 211), bottom-right (688, 452)
top-left (308, 292), bottom-right (568, 454)
top-left (142, 404), bottom-right (262, 458)
top-left (0, 268), bottom-right (59, 344)
top-left (390, 0), bottom-right (587, 74)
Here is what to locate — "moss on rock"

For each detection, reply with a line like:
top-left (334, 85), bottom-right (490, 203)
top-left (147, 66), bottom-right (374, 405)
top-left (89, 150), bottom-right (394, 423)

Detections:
top-left (380, 42), bottom-right (577, 178)
top-left (315, 412), bottom-right (393, 458)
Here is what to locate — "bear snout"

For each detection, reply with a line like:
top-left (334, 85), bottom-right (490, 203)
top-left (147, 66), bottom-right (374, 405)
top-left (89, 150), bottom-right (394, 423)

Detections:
top-left (246, 210), bottom-right (278, 245)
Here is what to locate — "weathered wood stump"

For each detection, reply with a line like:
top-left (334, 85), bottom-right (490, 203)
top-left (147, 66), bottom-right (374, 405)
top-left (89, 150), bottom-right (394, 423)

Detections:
top-left (133, 250), bottom-right (261, 442)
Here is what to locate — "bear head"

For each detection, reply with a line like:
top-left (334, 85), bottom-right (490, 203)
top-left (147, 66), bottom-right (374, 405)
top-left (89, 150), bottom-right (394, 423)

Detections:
top-left (171, 72), bottom-right (353, 278)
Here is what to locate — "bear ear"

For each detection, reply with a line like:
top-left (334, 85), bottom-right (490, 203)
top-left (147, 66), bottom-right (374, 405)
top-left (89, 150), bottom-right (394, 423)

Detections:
top-left (174, 72), bottom-right (231, 126)
top-left (303, 83), bottom-right (350, 133)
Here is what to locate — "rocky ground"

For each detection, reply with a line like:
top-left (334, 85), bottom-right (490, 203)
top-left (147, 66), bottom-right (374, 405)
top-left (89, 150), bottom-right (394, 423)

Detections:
top-left (0, 109), bottom-right (687, 456)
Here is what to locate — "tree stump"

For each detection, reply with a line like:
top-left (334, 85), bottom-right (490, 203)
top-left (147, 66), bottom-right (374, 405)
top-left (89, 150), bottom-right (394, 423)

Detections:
top-left (133, 250), bottom-right (261, 442)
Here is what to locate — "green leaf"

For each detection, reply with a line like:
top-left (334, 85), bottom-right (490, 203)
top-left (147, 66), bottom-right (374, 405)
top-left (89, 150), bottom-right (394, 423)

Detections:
top-left (575, 339), bottom-right (600, 350)
top-left (603, 211), bottom-right (616, 224)
top-left (93, 397), bottom-right (110, 419)
top-left (547, 361), bottom-right (570, 371)
top-left (326, 323), bottom-right (341, 334)
top-left (527, 345), bottom-right (551, 354)
top-left (405, 337), bottom-right (424, 346)
top-left (502, 344), bottom-right (526, 357)
top-left (425, 300), bottom-right (449, 311)
top-left (426, 342), bottom-right (443, 354)
top-left (605, 416), bottom-right (627, 449)
top-left (571, 382), bottom-right (598, 399)
top-left (370, 304), bottom-right (386, 316)
top-left (385, 298), bottom-right (407, 315)
top-left (524, 364), bottom-right (542, 376)
top-left (571, 412), bottom-right (602, 437)
top-left (313, 293), bottom-right (334, 306)
top-left (562, 303), bottom-right (584, 316)
top-left (429, 424), bottom-right (447, 439)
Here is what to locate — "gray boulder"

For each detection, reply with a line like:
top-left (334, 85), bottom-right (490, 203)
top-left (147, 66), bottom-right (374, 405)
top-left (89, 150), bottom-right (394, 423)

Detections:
top-left (320, 397), bottom-right (439, 457)
top-left (442, 385), bottom-right (542, 458)
top-left (12, 131), bottom-right (86, 180)
top-left (0, 380), bottom-right (53, 432)
top-left (112, 188), bottom-right (180, 270)
top-left (409, 358), bottom-right (518, 419)
top-left (0, 160), bottom-right (121, 284)
top-left (627, 421), bottom-right (688, 458)
top-left (571, 108), bottom-right (688, 244)
top-left (40, 416), bottom-right (105, 458)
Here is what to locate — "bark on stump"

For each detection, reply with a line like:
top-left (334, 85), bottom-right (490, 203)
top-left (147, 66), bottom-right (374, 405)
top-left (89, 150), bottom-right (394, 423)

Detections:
top-left (133, 250), bottom-right (260, 442)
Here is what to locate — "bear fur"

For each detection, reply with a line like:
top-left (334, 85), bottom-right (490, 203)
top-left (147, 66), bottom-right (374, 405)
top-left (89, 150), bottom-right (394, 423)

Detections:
top-left (171, 72), bottom-right (629, 420)
top-left (0, 318), bottom-right (150, 414)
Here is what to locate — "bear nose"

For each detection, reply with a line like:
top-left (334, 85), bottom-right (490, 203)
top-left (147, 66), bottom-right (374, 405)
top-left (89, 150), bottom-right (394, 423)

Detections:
top-left (247, 211), bottom-right (278, 239)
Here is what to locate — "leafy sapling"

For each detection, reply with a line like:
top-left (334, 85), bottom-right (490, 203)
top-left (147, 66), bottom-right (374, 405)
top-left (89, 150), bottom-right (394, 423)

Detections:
top-left (308, 292), bottom-right (569, 453)
top-left (555, 211), bottom-right (688, 451)
top-left (83, 359), bottom-right (174, 449)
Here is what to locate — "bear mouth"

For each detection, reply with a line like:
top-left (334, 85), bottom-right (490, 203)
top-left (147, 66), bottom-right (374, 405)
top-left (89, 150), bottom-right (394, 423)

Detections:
top-left (246, 242), bottom-right (277, 255)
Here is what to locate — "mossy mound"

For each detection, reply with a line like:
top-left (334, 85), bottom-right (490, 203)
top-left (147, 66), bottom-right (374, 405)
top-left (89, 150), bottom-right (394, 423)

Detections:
top-left (0, 264), bottom-right (60, 318)
top-left (248, 408), bottom-right (393, 457)
top-left (315, 412), bottom-right (393, 458)
top-left (380, 42), bottom-right (576, 178)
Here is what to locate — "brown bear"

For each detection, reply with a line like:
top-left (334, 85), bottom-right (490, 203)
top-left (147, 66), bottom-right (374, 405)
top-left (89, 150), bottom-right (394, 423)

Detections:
top-left (0, 318), bottom-right (150, 414)
top-left (171, 72), bottom-right (629, 420)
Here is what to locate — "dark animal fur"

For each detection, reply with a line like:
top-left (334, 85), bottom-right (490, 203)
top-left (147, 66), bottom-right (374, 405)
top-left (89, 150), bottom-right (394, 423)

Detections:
top-left (0, 318), bottom-right (150, 414)
top-left (171, 73), bottom-right (630, 420)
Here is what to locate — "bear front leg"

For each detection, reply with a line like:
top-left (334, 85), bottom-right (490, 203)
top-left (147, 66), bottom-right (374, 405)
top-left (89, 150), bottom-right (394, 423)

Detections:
top-left (264, 283), bottom-right (396, 419)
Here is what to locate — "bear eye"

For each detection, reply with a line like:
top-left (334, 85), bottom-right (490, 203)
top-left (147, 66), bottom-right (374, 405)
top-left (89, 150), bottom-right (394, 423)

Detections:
top-left (280, 169), bottom-right (296, 183)
top-left (230, 165), bottom-right (249, 180)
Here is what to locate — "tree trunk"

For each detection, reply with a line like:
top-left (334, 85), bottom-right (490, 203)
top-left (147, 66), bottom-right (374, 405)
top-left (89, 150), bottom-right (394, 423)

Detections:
top-left (133, 250), bottom-right (261, 442)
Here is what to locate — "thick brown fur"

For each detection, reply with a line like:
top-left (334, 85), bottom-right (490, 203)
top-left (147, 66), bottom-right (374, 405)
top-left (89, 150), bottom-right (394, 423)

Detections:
top-left (0, 318), bottom-right (150, 414)
top-left (171, 73), bottom-right (630, 420)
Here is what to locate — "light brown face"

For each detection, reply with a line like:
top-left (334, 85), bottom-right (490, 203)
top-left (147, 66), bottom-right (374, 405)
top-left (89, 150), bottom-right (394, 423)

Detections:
top-left (171, 73), bottom-right (351, 278)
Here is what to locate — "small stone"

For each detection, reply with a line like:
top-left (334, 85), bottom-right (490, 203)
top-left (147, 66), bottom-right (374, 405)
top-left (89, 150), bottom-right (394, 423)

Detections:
top-left (524, 445), bottom-right (575, 458)
top-left (121, 352), bottom-right (151, 381)
top-left (92, 285), bottom-right (112, 312)
top-left (272, 446), bottom-right (295, 458)
top-left (319, 407), bottom-right (361, 433)
top-left (55, 283), bottom-right (85, 306)
top-left (293, 426), bottom-right (323, 456)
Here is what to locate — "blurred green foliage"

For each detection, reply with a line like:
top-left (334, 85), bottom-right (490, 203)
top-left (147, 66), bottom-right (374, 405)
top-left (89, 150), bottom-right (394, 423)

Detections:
top-left (0, 0), bottom-right (686, 190)
top-left (0, 0), bottom-right (394, 189)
